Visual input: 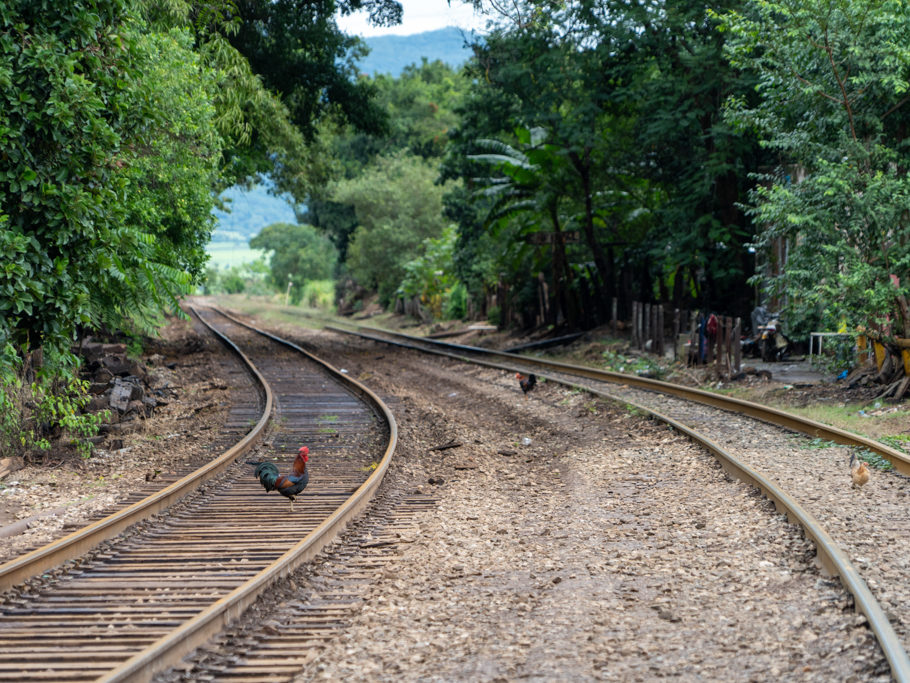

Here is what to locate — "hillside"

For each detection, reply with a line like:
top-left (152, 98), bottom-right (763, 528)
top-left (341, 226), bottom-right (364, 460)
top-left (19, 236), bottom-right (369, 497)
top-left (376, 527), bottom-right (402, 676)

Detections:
top-left (211, 184), bottom-right (296, 244)
top-left (358, 27), bottom-right (475, 76)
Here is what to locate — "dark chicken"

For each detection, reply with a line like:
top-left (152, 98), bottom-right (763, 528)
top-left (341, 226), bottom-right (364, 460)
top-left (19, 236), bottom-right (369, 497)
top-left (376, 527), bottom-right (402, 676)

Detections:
top-left (247, 446), bottom-right (310, 511)
top-left (515, 372), bottom-right (537, 399)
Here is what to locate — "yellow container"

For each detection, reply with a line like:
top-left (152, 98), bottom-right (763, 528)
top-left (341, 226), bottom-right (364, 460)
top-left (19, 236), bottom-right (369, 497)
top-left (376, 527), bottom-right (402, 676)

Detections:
top-left (873, 341), bottom-right (886, 370)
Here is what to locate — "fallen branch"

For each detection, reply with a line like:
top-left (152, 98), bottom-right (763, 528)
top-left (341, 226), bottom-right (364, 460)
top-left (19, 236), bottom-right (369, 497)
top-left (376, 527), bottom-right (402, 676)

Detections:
top-left (428, 440), bottom-right (462, 452)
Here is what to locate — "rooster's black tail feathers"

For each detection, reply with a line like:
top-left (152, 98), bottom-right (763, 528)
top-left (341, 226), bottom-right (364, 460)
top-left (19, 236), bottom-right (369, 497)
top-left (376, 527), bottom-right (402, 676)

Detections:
top-left (247, 461), bottom-right (280, 491)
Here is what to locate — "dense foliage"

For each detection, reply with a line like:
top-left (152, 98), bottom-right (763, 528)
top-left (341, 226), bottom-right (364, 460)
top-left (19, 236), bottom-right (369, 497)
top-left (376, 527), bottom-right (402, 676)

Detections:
top-left (335, 153), bottom-right (458, 306)
top-left (0, 0), bottom-right (401, 457)
top-left (298, 59), bottom-right (468, 312)
top-left (227, 0), bottom-right (403, 140)
top-left (9, 0), bottom-right (910, 458)
top-left (436, 0), bottom-right (767, 329)
top-left (716, 0), bottom-right (910, 341)
top-left (250, 222), bottom-right (338, 302)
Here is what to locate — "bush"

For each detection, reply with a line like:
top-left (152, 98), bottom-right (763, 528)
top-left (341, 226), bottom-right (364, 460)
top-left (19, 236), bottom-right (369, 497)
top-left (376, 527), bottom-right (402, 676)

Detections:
top-left (301, 280), bottom-right (336, 310)
top-left (444, 282), bottom-right (468, 320)
top-left (0, 345), bottom-right (106, 460)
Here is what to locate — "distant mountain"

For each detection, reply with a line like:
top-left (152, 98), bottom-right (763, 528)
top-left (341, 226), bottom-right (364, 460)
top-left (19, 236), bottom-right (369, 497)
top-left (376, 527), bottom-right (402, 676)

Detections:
top-left (211, 184), bottom-right (296, 244)
top-left (358, 27), bottom-right (475, 77)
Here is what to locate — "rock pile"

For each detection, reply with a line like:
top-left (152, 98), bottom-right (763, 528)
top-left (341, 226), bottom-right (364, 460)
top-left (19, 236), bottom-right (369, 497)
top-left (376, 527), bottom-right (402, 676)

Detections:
top-left (78, 340), bottom-right (170, 426)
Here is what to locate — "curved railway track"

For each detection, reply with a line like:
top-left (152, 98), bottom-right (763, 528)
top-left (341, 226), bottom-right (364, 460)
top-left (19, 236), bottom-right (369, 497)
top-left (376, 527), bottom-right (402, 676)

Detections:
top-left (325, 322), bottom-right (910, 682)
top-left (0, 307), bottom-right (397, 682)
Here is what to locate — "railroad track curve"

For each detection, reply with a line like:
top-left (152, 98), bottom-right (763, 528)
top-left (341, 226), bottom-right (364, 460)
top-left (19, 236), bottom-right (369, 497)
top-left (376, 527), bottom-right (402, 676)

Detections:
top-left (325, 322), bottom-right (910, 682)
top-left (0, 306), bottom-right (397, 682)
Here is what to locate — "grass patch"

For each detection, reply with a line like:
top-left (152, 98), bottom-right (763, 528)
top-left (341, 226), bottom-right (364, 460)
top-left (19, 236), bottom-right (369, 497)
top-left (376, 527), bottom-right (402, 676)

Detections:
top-left (208, 295), bottom-right (334, 331)
top-left (206, 243), bottom-right (265, 268)
top-left (784, 402), bottom-right (910, 443)
top-left (600, 350), bottom-right (665, 379)
top-left (853, 448), bottom-right (895, 471)
top-left (792, 436), bottom-right (837, 450)
top-left (878, 434), bottom-right (910, 455)
top-left (624, 403), bottom-right (643, 417)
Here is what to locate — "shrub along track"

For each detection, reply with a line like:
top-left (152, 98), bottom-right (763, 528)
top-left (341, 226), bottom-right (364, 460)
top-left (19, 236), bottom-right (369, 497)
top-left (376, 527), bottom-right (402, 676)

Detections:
top-left (0, 307), bottom-right (396, 682)
top-left (323, 323), bottom-right (910, 682)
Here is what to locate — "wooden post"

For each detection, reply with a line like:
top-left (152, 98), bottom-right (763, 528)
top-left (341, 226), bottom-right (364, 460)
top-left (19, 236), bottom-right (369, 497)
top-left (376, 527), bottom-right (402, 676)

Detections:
top-left (715, 320), bottom-right (722, 378)
top-left (640, 302), bottom-right (646, 351)
top-left (690, 313), bottom-right (700, 366)
top-left (733, 317), bottom-right (741, 372)
top-left (657, 305), bottom-right (665, 357)
top-left (611, 297), bottom-right (618, 337)
top-left (631, 302), bottom-right (638, 347)
top-left (644, 303), bottom-right (651, 351)
top-left (673, 308), bottom-right (680, 361)
top-left (651, 304), bottom-right (661, 355)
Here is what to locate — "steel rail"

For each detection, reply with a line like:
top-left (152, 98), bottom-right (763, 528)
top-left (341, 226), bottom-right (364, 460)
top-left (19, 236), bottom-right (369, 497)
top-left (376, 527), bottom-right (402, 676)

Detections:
top-left (0, 310), bottom-right (273, 593)
top-left (102, 306), bottom-right (398, 682)
top-left (326, 323), bottom-right (910, 474)
top-left (326, 322), bottom-right (910, 683)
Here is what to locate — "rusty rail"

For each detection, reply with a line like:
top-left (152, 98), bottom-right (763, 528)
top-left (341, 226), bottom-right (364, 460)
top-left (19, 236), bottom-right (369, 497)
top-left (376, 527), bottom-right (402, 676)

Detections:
top-left (0, 307), bottom-right (397, 682)
top-left (0, 311), bottom-right (272, 593)
top-left (326, 322), bottom-right (910, 683)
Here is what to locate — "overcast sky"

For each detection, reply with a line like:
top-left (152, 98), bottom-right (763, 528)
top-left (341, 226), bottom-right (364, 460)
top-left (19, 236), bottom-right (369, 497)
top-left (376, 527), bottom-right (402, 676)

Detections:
top-left (336, 0), bottom-right (488, 37)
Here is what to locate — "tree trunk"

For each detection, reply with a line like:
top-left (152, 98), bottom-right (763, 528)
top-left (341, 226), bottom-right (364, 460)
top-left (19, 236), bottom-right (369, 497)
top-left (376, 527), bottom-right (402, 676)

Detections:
top-left (569, 149), bottom-right (614, 304)
top-left (548, 202), bottom-right (576, 328)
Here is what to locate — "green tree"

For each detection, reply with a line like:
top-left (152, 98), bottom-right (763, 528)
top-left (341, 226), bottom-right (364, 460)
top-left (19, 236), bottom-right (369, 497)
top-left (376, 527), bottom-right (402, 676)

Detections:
top-left (580, 0), bottom-right (765, 311)
top-left (334, 153), bottom-right (458, 305)
top-left (250, 222), bottom-right (338, 303)
top-left (469, 127), bottom-right (579, 327)
top-left (0, 0), bottom-right (234, 456)
top-left (397, 225), bottom-right (460, 319)
top-left (334, 58), bottom-right (470, 167)
top-left (449, 0), bottom-right (766, 322)
top-left (717, 0), bottom-right (910, 338)
top-left (227, 0), bottom-right (403, 140)
top-left (143, 0), bottom-right (336, 203)
top-left (0, 1), bottom-right (222, 349)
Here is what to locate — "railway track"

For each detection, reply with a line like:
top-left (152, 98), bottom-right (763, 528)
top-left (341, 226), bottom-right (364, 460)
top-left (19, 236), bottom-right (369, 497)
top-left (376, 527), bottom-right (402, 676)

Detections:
top-left (0, 306), bottom-right (397, 682)
top-left (325, 322), bottom-right (910, 682)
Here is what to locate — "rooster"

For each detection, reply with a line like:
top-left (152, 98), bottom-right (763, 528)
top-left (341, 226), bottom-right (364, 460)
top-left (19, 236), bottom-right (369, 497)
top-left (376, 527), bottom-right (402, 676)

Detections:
top-left (247, 446), bottom-right (310, 511)
top-left (515, 372), bottom-right (537, 399)
top-left (850, 453), bottom-right (870, 488)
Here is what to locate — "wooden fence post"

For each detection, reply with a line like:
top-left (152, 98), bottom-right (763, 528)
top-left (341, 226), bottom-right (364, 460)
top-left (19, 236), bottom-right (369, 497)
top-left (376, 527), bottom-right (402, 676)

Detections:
top-left (640, 302), bottom-right (645, 351)
top-left (733, 317), bottom-right (741, 372)
top-left (657, 305), bottom-right (665, 357)
top-left (644, 303), bottom-right (651, 352)
top-left (690, 313), bottom-right (699, 366)
top-left (611, 297), bottom-right (618, 337)
top-left (706, 315), bottom-right (714, 366)
top-left (715, 320), bottom-right (723, 378)
top-left (672, 308), bottom-right (680, 360)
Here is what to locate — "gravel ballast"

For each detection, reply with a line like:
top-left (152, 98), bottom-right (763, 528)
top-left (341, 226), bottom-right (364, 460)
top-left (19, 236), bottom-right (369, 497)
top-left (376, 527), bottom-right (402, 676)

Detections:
top-left (283, 332), bottom-right (887, 681)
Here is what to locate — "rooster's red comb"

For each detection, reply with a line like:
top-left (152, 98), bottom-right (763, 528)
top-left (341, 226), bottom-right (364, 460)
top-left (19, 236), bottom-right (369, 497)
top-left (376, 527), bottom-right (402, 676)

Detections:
top-left (299, 446), bottom-right (309, 455)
